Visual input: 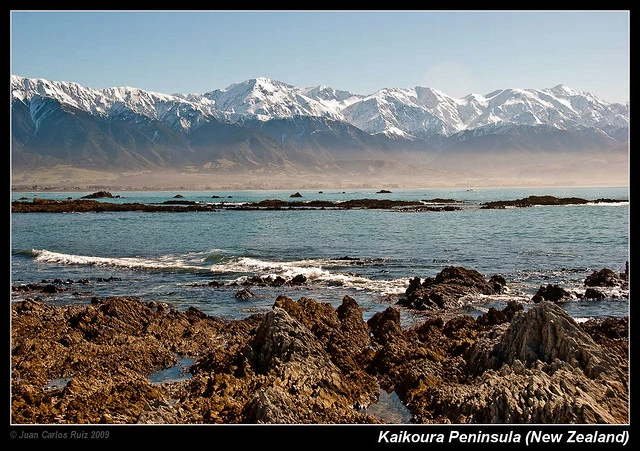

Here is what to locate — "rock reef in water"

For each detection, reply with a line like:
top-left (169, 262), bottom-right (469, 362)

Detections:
top-left (11, 198), bottom-right (217, 213)
top-left (227, 198), bottom-right (426, 210)
top-left (11, 292), bottom-right (628, 424)
top-left (81, 191), bottom-right (120, 199)
top-left (480, 195), bottom-right (624, 209)
top-left (530, 264), bottom-right (629, 303)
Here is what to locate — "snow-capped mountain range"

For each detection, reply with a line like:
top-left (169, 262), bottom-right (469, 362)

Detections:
top-left (11, 75), bottom-right (628, 139)
top-left (11, 74), bottom-right (629, 178)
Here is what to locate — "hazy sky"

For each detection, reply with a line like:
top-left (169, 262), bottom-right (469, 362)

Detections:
top-left (10, 10), bottom-right (630, 103)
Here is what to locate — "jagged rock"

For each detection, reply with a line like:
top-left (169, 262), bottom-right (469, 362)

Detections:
top-left (368, 307), bottom-right (404, 345)
top-left (243, 307), bottom-right (379, 423)
top-left (428, 359), bottom-right (628, 423)
top-left (470, 302), bottom-right (625, 381)
top-left (11, 292), bottom-right (628, 425)
top-left (289, 192), bottom-right (303, 198)
top-left (432, 302), bottom-right (629, 423)
top-left (581, 316), bottom-right (628, 375)
top-left (273, 295), bottom-right (377, 399)
top-left (248, 307), bottom-right (324, 372)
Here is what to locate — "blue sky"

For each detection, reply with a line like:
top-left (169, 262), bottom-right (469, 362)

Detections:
top-left (10, 10), bottom-right (630, 103)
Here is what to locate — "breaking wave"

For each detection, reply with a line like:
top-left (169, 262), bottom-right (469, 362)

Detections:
top-left (26, 249), bottom-right (408, 295)
top-left (209, 256), bottom-right (407, 294)
top-left (30, 249), bottom-right (208, 273)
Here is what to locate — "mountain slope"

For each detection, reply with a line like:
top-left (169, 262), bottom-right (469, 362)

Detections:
top-left (10, 75), bottom-right (628, 187)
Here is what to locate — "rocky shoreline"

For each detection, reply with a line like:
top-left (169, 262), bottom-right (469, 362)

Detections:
top-left (11, 265), bottom-right (629, 425)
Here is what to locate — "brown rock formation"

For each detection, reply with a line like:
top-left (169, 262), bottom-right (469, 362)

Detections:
top-left (11, 294), bottom-right (628, 425)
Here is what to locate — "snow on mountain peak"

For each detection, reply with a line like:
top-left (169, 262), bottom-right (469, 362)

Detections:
top-left (10, 75), bottom-right (629, 138)
top-left (550, 83), bottom-right (580, 97)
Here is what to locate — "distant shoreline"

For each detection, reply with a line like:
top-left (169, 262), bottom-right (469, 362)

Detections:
top-left (11, 193), bottom-right (629, 213)
top-left (10, 183), bottom-right (630, 193)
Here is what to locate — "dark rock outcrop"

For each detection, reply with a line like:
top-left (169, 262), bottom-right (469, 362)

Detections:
top-left (585, 267), bottom-right (628, 288)
top-left (288, 274), bottom-right (307, 286)
top-left (12, 199), bottom-right (217, 213)
top-left (397, 266), bottom-right (506, 311)
top-left (531, 284), bottom-right (571, 303)
top-left (81, 191), bottom-right (119, 199)
top-left (480, 195), bottom-right (623, 209)
top-left (584, 288), bottom-right (605, 300)
top-left (475, 300), bottom-right (523, 327)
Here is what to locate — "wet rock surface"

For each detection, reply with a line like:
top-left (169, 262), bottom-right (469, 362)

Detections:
top-left (12, 293), bottom-right (628, 424)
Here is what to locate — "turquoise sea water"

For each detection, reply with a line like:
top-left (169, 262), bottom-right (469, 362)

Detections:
top-left (10, 186), bottom-right (629, 322)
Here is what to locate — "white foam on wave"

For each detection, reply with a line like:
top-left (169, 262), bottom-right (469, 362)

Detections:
top-left (29, 250), bottom-right (408, 295)
top-left (210, 256), bottom-right (407, 294)
top-left (32, 249), bottom-right (204, 272)
top-left (587, 201), bottom-right (628, 207)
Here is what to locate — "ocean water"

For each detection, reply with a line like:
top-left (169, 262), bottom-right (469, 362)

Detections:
top-left (10, 186), bottom-right (629, 323)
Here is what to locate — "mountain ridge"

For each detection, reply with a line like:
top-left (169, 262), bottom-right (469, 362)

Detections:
top-left (11, 75), bottom-right (628, 188)
top-left (12, 75), bottom-right (628, 137)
